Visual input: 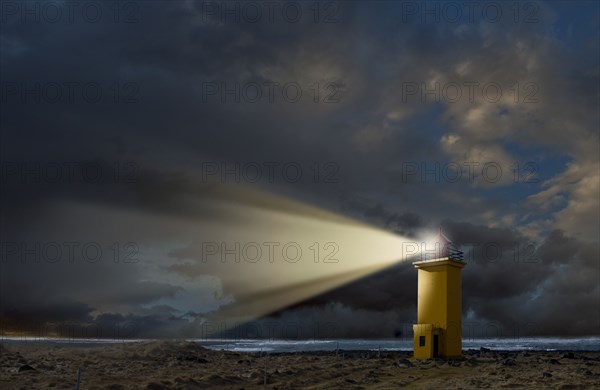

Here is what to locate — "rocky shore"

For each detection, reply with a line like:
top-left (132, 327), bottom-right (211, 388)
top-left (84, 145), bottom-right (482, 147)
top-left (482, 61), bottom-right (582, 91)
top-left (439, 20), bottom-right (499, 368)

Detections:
top-left (1, 341), bottom-right (599, 389)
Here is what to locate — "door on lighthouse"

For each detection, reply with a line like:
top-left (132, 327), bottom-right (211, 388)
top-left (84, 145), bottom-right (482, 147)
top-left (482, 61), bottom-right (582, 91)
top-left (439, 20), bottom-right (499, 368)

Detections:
top-left (433, 335), bottom-right (439, 358)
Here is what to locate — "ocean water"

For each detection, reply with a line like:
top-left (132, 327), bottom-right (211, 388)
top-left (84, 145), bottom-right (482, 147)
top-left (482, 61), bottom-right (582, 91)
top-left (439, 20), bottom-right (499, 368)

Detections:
top-left (197, 337), bottom-right (600, 353)
top-left (3, 336), bottom-right (599, 352)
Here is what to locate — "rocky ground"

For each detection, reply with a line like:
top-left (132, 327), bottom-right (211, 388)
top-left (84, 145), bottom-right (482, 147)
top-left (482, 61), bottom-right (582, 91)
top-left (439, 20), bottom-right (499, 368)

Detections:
top-left (1, 341), bottom-right (599, 389)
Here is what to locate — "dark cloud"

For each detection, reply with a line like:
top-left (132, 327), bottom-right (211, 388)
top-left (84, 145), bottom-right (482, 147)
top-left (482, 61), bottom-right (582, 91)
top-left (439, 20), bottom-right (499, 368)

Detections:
top-left (341, 197), bottom-right (427, 237)
top-left (0, 1), bottom-right (598, 337)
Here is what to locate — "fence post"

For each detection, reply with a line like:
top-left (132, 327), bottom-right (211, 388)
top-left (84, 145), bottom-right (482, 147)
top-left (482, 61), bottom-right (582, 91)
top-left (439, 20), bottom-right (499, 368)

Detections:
top-left (76, 368), bottom-right (81, 390)
top-left (263, 353), bottom-right (269, 388)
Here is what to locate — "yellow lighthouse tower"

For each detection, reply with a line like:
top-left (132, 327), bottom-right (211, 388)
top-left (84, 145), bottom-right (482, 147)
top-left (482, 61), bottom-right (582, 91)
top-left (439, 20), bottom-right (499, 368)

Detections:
top-left (413, 228), bottom-right (465, 359)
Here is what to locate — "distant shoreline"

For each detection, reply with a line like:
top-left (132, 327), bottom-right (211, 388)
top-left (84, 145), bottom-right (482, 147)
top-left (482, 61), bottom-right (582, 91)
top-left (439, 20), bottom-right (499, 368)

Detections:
top-left (2, 336), bottom-right (599, 352)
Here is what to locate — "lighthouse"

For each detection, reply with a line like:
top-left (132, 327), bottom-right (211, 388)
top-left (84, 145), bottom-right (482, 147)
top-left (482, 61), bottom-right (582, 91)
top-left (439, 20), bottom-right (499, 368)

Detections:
top-left (413, 228), bottom-right (465, 359)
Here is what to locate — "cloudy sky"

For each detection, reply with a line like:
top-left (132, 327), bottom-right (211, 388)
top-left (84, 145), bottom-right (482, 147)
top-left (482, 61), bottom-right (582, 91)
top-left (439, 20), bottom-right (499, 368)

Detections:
top-left (0, 1), bottom-right (598, 339)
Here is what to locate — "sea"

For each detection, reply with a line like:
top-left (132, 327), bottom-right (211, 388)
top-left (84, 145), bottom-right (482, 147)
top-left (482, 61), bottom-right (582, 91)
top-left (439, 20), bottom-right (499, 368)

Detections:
top-left (2, 337), bottom-right (599, 353)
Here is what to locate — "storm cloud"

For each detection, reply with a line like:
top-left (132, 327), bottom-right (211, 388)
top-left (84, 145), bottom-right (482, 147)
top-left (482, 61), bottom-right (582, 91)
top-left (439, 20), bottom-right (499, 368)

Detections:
top-left (0, 0), bottom-right (598, 338)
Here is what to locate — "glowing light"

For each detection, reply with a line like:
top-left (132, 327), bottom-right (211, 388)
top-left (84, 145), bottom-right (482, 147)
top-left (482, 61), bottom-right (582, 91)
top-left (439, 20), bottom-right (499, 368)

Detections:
top-left (184, 183), bottom-right (419, 325)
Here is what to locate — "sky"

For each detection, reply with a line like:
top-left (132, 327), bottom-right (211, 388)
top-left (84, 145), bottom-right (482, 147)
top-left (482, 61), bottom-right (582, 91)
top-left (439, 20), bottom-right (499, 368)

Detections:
top-left (0, 0), bottom-right (598, 339)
